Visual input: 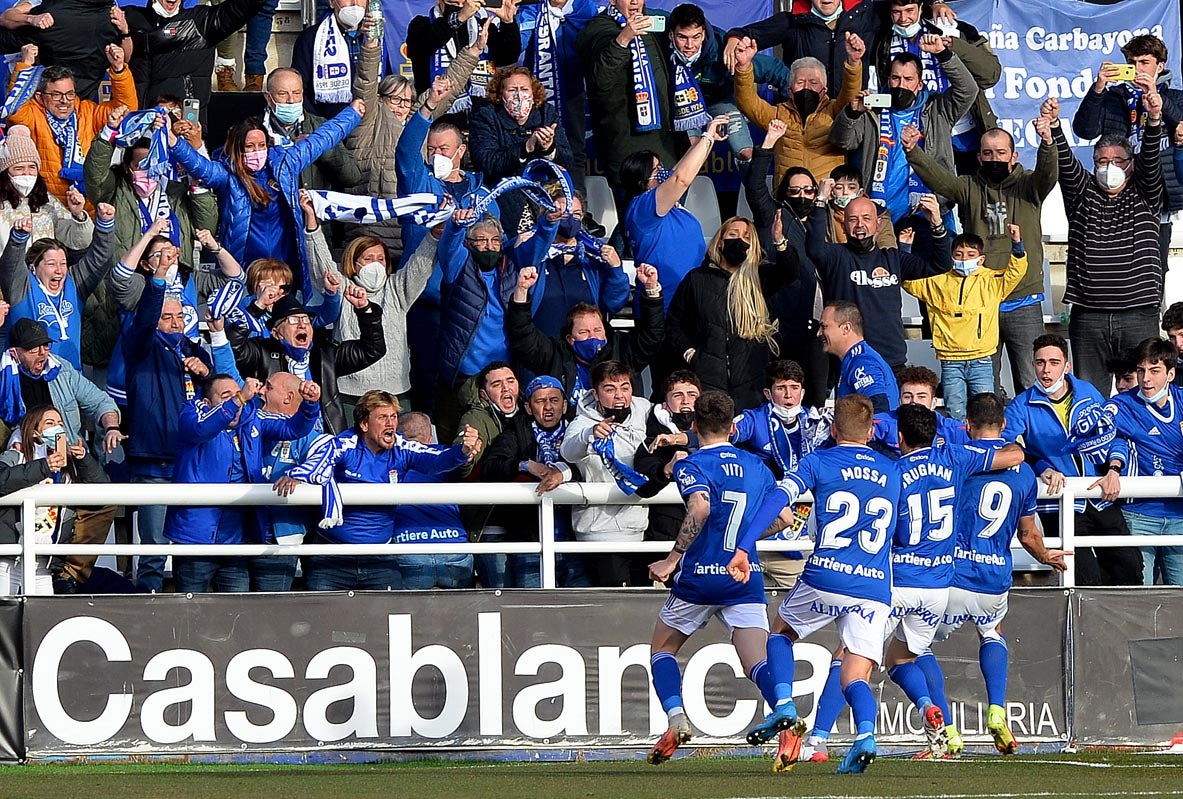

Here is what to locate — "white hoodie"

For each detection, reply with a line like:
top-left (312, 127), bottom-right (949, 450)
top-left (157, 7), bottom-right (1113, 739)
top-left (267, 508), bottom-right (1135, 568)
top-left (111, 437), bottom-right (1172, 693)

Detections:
top-left (559, 391), bottom-right (652, 541)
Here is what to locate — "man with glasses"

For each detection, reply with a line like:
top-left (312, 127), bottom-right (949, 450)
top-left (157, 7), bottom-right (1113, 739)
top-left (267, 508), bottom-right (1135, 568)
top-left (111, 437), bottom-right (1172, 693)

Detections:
top-left (1045, 92), bottom-right (1166, 394)
top-left (8, 43), bottom-right (139, 205)
top-left (228, 292), bottom-right (385, 436)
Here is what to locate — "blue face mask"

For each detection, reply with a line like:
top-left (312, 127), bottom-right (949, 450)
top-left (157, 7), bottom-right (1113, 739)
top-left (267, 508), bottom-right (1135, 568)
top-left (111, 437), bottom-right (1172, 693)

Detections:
top-left (893, 21), bottom-right (922, 38)
top-left (952, 258), bottom-right (981, 276)
top-left (1142, 384), bottom-right (1170, 404)
top-left (655, 166), bottom-right (673, 184)
top-left (556, 215), bottom-right (582, 240)
top-left (273, 102), bottom-right (304, 125)
top-left (571, 337), bottom-right (606, 363)
top-left (40, 424), bottom-right (66, 449)
top-left (812, 4), bottom-right (842, 22)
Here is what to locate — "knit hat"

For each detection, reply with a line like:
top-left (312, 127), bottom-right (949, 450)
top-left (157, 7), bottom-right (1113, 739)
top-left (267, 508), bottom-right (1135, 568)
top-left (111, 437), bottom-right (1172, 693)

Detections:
top-left (0, 125), bottom-right (41, 173)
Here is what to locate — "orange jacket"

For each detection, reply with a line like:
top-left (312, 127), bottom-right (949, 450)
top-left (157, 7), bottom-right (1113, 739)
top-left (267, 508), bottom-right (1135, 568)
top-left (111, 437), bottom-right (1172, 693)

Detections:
top-left (8, 62), bottom-right (139, 204)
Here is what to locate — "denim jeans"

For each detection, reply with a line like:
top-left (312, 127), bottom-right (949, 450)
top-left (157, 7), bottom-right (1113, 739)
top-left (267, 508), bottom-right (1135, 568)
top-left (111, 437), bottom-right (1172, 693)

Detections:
top-left (474, 527), bottom-right (540, 588)
top-left (249, 556), bottom-right (299, 592)
top-left (689, 102), bottom-right (754, 157)
top-left (940, 356), bottom-right (995, 420)
top-left (995, 302), bottom-right (1045, 396)
top-left (1122, 510), bottom-right (1183, 586)
top-left (174, 556), bottom-right (250, 593)
top-left (243, 0), bottom-right (279, 75)
top-left (396, 553), bottom-right (475, 589)
top-left (303, 554), bottom-right (401, 591)
top-left (1068, 306), bottom-right (1161, 396)
top-left (131, 470), bottom-right (172, 593)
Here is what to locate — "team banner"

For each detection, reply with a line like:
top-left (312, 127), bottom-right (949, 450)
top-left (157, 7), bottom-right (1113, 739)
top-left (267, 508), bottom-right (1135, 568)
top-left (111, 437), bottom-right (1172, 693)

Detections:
top-left (955, 0), bottom-right (1182, 167)
top-left (23, 590), bottom-right (1064, 756)
top-left (1072, 588), bottom-right (1183, 746)
top-left (0, 599), bottom-right (21, 763)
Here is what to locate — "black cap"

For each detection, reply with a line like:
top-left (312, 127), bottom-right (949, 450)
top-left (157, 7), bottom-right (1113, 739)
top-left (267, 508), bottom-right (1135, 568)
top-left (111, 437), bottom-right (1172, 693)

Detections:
top-left (267, 296), bottom-right (313, 330)
top-left (9, 318), bottom-right (55, 349)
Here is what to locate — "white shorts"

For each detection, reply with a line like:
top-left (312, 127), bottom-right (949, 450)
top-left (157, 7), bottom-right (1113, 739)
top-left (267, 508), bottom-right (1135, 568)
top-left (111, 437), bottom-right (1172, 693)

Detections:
top-left (777, 582), bottom-right (891, 664)
top-left (659, 595), bottom-right (770, 636)
top-left (886, 586), bottom-right (949, 655)
top-left (933, 587), bottom-right (1008, 642)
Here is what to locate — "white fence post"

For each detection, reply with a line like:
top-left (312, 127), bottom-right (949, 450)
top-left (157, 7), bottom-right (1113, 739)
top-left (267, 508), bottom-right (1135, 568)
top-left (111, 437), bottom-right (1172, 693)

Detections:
top-left (1060, 485), bottom-right (1076, 590)
top-left (20, 497), bottom-right (36, 595)
top-left (539, 496), bottom-right (556, 589)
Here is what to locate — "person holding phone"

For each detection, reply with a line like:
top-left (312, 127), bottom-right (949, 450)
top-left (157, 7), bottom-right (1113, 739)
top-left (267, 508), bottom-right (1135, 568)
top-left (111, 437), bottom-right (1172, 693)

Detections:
top-left (404, 0), bottom-right (523, 103)
top-left (0, 405), bottom-right (109, 596)
top-left (576, 0), bottom-right (678, 191)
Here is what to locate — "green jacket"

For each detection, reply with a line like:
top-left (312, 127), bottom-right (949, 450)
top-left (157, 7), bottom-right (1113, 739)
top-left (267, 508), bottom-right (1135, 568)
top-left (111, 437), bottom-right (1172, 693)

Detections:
top-left (454, 392), bottom-right (512, 479)
top-left (906, 139), bottom-right (1057, 302)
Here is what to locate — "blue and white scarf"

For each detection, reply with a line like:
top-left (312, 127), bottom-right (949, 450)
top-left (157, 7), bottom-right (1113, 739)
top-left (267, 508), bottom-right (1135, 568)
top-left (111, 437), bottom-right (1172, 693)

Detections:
top-left (603, 5), bottom-right (661, 133)
top-left (890, 33), bottom-right (949, 95)
top-left (592, 432), bottom-right (648, 495)
top-left (428, 5), bottom-right (492, 113)
top-left (0, 64), bottom-right (42, 120)
top-left (114, 107), bottom-right (174, 182)
top-left (208, 280), bottom-right (268, 336)
top-left (0, 348), bottom-right (61, 426)
top-left (871, 97), bottom-right (932, 222)
top-left (312, 12), bottom-right (354, 104)
top-left (286, 432), bottom-right (346, 528)
top-left (307, 189), bottom-right (442, 224)
top-left (280, 341), bottom-right (312, 380)
top-left (46, 110), bottom-right (84, 191)
top-left (533, 421), bottom-right (566, 465)
top-left (459, 174), bottom-right (556, 228)
top-left (24, 275), bottom-right (79, 356)
top-left (670, 52), bottom-right (709, 132)
top-left (532, 3), bottom-right (562, 120)
top-left (137, 188), bottom-right (180, 247)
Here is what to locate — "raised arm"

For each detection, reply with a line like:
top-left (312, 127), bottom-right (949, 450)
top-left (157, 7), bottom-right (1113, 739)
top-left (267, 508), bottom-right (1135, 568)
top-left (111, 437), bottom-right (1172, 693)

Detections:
top-left (654, 115), bottom-right (730, 215)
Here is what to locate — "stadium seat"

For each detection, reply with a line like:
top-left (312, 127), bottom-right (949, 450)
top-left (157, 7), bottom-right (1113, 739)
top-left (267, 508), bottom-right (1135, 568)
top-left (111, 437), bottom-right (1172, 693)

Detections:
top-left (736, 176), bottom-right (773, 221)
top-left (901, 289), bottom-right (924, 327)
top-left (905, 339), bottom-right (941, 374)
top-left (1040, 185), bottom-right (1068, 244)
top-left (1041, 258), bottom-right (1056, 322)
top-left (684, 175), bottom-right (723, 240)
top-left (584, 176), bottom-right (618, 241)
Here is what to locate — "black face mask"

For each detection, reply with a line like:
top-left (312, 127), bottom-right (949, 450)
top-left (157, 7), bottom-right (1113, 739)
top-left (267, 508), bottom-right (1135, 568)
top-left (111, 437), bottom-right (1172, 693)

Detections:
top-left (556, 215), bottom-right (582, 240)
top-left (848, 234), bottom-right (876, 254)
top-left (720, 238), bottom-right (750, 267)
top-left (603, 406), bottom-right (631, 423)
top-left (669, 410), bottom-right (695, 431)
top-left (890, 86), bottom-right (917, 110)
top-left (979, 160), bottom-right (1012, 184)
top-left (470, 248), bottom-right (501, 270)
top-left (793, 88), bottom-right (821, 119)
top-left (786, 197), bottom-right (813, 219)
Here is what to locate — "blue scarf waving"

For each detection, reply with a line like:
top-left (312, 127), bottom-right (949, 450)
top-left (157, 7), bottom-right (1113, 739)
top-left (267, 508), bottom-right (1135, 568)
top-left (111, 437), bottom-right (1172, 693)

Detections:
top-left (889, 33), bottom-right (950, 94)
top-left (670, 52), bottom-right (709, 132)
top-left (592, 432), bottom-right (648, 495)
top-left (603, 5), bottom-right (662, 133)
top-left (0, 65), bottom-right (42, 120)
top-left (114, 107), bottom-right (174, 182)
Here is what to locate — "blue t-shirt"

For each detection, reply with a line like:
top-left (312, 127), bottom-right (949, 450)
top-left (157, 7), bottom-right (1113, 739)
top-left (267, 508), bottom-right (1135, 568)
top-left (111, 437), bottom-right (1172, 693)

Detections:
top-left (893, 442), bottom-right (997, 589)
top-left (670, 443), bottom-right (777, 606)
top-left (392, 471), bottom-right (467, 545)
top-left (624, 189), bottom-right (705, 310)
top-left (1103, 386), bottom-right (1183, 518)
top-left (780, 444), bottom-right (900, 604)
top-left (458, 268), bottom-right (510, 376)
top-left (838, 341), bottom-right (899, 410)
top-left (952, 440), bottom-right (1038, 596)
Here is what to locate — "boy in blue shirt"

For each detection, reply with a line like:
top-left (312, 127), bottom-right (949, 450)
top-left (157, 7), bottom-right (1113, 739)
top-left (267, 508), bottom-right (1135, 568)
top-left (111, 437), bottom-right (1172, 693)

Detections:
top-left (644, 391), bottom-right (780, 766)
top-left (728, 394), bottom-right (900, 774)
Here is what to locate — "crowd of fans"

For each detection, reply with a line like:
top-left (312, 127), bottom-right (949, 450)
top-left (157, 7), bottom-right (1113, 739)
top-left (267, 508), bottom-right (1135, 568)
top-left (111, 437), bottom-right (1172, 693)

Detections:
top-left (0, 0), bottom-right (1176, 594)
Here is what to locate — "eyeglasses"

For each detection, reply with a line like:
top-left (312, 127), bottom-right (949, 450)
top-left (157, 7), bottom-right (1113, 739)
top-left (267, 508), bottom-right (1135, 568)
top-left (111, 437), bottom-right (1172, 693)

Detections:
top-left (384, 95), bottom-right (414, 108)
top-left (786, 186), bottom-right (817, 196)
top-left (147, 250), bottom-right (171, 260)
top-left (281, 315), bottom-right (311, 326)
top-left (42, 91), bottom-right (76, 102)
top-left (1096, 157), bottom-right (1132, 168)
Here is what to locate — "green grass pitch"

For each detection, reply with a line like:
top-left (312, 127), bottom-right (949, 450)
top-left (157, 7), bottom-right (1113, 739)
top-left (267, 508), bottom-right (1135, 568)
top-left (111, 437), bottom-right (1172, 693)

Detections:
top-left (1, 752), bottom-right (1181, 799)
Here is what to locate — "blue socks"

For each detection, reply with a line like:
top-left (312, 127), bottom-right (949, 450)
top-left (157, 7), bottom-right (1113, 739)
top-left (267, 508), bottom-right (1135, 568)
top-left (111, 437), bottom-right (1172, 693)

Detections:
top-left (979, 636), bottom-right (1009, 708)
top-left (811, 659), bottom-right (845, 740)
top-left (766, 633), bottom-right (796, 706)
top-left (843, 678), bottom-right (877, 736)
top-left (916, 652), bottom-right (950, 720)
top-left (749, 659), bottom-right (785, 707)
top-left (888, 661), bottom-right (933, 711)
top-left (650, 651), bottom-right (684, 717)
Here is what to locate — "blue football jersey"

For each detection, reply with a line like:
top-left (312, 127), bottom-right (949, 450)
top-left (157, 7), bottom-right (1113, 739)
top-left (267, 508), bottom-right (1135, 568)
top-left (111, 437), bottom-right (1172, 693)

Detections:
top-left (1103, 386), bottom-right (1183, 518)
top-left (893, 442), bottom-right (997, 589)
top-left (838, 341), bottom-right (899, 410)
top-left (671, 443), bottom-right (778, 606)
top-left (780, 444), bottom-right (901, 604)
top-left (873, 410), bottom-right (968, 452)
top-left (952, 440), bottom-right (1038, 595)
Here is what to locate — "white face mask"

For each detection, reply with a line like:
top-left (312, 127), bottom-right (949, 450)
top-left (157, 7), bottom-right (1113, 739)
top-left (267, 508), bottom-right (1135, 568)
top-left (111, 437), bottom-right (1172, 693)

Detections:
top-left (771, 402), bottom-right (803, 421)
top-left (1095, 163), bottom-right (1129, 191)
top-left (337, 4), bottom-right (365, 28)
top-left (152, 0), bottom-right (180, 17)
top-left (1035, 375), bottom-right (1066, 396)
top-left (10, 174), bottom-right (36, 196)
top-left (1142, 384), bottom-right (1170, 404)
top-left (430, 153), bottom-right (455, 181)
top-left (952, 258), bottom-right (980, 276)
top-left (355, 263), bottom-right (387, 293)
top-left (165, 263), bottom-right (179, 284)
top-left (893, 21), bottom-right (922, 38)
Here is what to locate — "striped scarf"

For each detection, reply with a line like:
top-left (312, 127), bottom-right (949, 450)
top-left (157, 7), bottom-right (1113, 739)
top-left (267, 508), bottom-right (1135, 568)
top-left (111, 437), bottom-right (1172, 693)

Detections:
top-left (591, 433), bottom-right (648, 495)
top-left (603, 5), bottom-right (661, 133)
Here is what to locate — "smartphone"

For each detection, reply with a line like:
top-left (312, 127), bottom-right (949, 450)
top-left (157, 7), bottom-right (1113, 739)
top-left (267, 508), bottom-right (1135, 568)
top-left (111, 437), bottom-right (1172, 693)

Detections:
top-left (648, 14), bottom-right (666, 33)
top-left (182, 98), bottom-right (200, 124)
top-left (864, 93), bottom-right (892, 109)
top-left (1113, 63), bottom-right (1137, 81)
top-left (483, 0), bottom-right (503, 8)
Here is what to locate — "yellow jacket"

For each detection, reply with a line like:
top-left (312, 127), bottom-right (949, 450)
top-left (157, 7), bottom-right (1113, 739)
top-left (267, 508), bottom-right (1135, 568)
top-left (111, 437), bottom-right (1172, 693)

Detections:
top-left (903, 253), bottom-right (1027, 361)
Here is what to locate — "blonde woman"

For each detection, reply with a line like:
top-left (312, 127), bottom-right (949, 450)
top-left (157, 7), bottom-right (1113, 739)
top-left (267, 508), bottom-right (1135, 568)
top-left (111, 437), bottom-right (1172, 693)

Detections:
top-left (664, 214), bottom-right (800, 411)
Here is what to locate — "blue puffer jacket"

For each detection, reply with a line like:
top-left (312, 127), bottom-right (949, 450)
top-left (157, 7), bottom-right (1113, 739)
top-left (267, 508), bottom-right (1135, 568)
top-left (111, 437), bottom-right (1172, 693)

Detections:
top-left (1003, 374), bottom-right (1128, 513)
top-left (170, 104), bottom-right (361, 297)
top-left (123, 279), bottom-right (213, 464)
top-left (436, 215), bottom-right (508, 383)
top-left (164, 395), bottom-right (320, 544)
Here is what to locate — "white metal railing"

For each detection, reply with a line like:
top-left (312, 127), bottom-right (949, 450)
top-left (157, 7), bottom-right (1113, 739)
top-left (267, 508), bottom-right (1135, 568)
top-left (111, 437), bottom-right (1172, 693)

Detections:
top-left (2, 477), bottom-right (1181, 592)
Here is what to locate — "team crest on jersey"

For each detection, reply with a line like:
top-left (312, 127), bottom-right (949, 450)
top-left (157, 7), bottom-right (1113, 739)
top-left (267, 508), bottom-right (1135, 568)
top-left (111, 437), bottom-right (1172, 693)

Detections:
top-left (388, 470), bottom-right (399, 484)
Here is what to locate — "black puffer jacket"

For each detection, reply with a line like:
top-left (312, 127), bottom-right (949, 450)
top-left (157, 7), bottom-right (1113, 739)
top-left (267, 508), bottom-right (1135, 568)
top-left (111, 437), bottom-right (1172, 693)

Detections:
top-left (227, 303), bottom-right (386, 435)
top-left (632, 406), bottom-right (695, 543)
top-left (663, 247), bottom-right (800, 413)
top-left (125, 0), bottom-right (263, 113)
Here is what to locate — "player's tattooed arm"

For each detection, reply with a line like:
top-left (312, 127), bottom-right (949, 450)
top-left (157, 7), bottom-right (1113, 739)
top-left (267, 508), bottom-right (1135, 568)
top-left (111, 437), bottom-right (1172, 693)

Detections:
top-left (649, 492), bottom-right (710, 583)
top-left (1017, 516), bottom-right (1068, 572)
